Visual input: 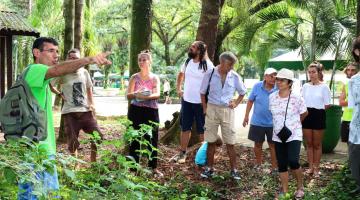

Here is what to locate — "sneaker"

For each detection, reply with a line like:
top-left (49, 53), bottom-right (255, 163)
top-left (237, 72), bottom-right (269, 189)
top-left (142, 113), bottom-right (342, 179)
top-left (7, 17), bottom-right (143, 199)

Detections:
top-left (173, 152), bottom-right (187, 164)
top-left (230, 170), bottom-right (241, 180)
top-left (201, 168), bottom-right (214, 178)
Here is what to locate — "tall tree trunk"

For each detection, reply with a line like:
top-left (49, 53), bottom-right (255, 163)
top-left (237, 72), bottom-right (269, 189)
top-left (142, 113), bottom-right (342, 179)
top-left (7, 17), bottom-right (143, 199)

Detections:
top-left (357, 0), bottom-right (360, 35)
top-left (129, 0), bottom-right (152, 76)
top-left (196, 0), bottom-right (224, 61)
top-left (63, 0), bottom-right (75, 60)
top-left (161, 0), bottom-right (224, 147)
top-left (164, 41), bottom-right (171, 66)
top-left (57, 0), bottom-right (75, 142)
top-left (74, 0), bottom-right (84, 51)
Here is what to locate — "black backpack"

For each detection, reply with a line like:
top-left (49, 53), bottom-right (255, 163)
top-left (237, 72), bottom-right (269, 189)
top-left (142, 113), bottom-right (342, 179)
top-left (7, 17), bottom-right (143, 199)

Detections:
top-left (0, 66), bottom-right (48, 142)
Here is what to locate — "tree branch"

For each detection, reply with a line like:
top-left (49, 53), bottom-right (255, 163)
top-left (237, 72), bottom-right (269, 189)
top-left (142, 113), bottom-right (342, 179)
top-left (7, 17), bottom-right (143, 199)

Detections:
top-left (151, 46), bottom-right (166, 61)
top-left (173, 15), bottom-right (192, 27)
top-left (173, 47), bottom-right (188, 65)
top-left (153, 16), bottom-right (166, 42)
top-left (169, 21), bottom-right (192, 43)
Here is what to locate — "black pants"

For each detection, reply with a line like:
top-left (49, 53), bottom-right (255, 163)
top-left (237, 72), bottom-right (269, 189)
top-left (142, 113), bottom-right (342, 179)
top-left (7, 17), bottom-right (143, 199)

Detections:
top-left (349, 142), bottom-right (360, 189)
top-left (127, 104), bottom-right (159, 169)
top-left (275, 140), bottom-right (301, 173)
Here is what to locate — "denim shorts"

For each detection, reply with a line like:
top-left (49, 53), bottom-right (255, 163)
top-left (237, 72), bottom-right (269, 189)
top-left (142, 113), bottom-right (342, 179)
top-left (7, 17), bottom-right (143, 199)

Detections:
top-left (180, 99), bottom-right (205, 134)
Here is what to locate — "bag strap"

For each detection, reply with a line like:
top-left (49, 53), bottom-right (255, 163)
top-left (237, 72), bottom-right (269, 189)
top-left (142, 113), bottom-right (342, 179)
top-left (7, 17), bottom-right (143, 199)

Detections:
top-left (283, 90), bottom-right (292, 125)
top-left (206, 68), bottom-right (215, 94)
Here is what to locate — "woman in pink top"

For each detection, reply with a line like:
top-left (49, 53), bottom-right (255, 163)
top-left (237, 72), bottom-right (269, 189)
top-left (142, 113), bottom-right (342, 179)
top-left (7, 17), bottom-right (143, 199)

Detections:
top-left (126, 50), bottom-right (162, 176)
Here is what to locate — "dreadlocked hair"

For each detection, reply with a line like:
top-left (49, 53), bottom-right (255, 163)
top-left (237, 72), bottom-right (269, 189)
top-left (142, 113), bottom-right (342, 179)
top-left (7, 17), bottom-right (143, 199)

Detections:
top-left (185, 41), bottom-right (208, 72)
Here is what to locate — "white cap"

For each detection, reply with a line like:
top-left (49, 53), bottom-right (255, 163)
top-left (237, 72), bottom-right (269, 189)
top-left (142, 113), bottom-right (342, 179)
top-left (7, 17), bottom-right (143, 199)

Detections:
top-left (264, 68), bottom-right (277, 75)
top-left (276, 68), bottom-right (294, 80)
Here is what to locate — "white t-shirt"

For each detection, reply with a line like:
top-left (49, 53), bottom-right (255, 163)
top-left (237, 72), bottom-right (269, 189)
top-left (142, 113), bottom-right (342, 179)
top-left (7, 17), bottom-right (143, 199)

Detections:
top-left (269, 91), bottom-right (307, 143)
top-left (180, 59), bottom-right (214, 103)
top-left (55, 68), bottom-right (93, 114)
top-left (163, 81), bottom-right (170, 92)
top-left (302, 83), bottom-right (331, 109)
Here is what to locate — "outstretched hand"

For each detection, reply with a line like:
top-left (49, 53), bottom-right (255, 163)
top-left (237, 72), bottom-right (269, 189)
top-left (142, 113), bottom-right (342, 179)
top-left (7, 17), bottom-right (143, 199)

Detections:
top-left (90, 52), bottom-right (112, 66)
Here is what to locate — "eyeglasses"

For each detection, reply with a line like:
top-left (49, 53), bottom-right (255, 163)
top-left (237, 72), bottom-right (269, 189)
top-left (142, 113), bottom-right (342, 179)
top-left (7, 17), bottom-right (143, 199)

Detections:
top-left (41, 48), bottom-right (59, 54)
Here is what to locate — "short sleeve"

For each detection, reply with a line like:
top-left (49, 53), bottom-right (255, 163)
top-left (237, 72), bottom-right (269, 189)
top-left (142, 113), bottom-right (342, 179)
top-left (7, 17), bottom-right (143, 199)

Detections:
top-left (206, 60), bottom-right (215, 69)
top-left (322, 85), bottom-right (331, 105)
top-left (84, 70), bottom-right (93, 89)
top-left (200, 70), bottom-right (211, 95)
top-left (248, 83), bottom-right (258, 101)
top-left (234, 74), bottom-right (246, 96)
top-left (25, 64), bottom-right (50, 88)
top-left (269, 93), bottom-right (275, 113)
top-left (180, 61), bottom-right (186, 73)
top-left (348, 79), bottom-right (355, 108)
top-left (298, 96), bottom-right (307, 114)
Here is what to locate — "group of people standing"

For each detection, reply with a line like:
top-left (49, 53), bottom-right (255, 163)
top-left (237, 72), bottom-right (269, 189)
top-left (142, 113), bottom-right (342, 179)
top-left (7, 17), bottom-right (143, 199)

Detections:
top-left (12, 34), bottom-right (360, 199)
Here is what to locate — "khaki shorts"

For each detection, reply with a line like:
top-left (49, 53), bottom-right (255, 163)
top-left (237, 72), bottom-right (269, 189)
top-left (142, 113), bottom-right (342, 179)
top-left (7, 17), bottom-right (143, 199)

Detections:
top-left (205, 103), bottom-right (236, 145)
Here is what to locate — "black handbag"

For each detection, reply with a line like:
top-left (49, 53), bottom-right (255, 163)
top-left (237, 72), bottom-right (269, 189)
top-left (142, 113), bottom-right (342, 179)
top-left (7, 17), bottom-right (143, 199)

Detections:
top-left (277, 91), bottom-right (292, 143)
top-left (205, 68), bottom-right (215, 103)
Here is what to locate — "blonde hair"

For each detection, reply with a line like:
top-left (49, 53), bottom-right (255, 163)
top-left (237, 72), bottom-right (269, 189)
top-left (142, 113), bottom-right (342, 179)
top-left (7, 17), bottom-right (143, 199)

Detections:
top-left (308, 61), bottom-right (324, 82)
top-left (138, 49), bottom-right (152, 63)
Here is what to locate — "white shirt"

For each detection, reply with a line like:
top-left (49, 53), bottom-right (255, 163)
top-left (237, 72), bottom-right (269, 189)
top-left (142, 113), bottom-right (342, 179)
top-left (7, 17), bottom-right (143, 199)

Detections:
top-left (163, 81), bottom-right (170, 92)
top-left (302, 83), bottom-right (331, 109)
top-left (348, 74), bottom-right (360, 144)
top-left (55, 68), bottom-right (93, 114)
top-left (180, 59), bottom-right (214, 103)
top-left (269, 91), bottom-right (307, 143)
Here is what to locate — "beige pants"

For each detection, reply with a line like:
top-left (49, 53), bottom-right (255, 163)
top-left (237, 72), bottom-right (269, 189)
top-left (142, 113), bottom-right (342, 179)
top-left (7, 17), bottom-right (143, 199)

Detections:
top-left (205, 103), bottom-right (236, 145)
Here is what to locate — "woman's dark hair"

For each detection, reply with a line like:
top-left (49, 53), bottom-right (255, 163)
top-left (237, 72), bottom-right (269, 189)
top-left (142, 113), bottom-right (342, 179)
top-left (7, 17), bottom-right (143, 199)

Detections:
top-left (308, 61), bottom-right (324, 81)
top-left (32, 37), bottom-right (59, 61)
top-left (184, 41), bottom-right (208, 72)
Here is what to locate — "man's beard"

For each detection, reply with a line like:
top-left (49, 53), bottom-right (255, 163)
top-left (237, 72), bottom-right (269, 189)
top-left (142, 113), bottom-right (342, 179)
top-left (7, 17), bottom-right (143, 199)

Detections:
top-left (187, 51), bottom-right (197, 59)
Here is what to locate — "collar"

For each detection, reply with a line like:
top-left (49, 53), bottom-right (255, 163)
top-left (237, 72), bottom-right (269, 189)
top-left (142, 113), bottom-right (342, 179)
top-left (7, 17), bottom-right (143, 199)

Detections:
top-left (261, 80), bottom-right (276, 92)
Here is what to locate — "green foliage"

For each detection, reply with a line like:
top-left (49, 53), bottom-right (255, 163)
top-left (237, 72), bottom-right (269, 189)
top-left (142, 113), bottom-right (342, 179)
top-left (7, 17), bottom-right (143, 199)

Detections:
top-left (303, 164), bottom-right (357, 200)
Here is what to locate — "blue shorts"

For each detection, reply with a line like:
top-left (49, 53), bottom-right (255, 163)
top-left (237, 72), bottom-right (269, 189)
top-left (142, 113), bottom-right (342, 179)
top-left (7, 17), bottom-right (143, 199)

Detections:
top-left (180, 99), bottom-right (205, 134)
top-left (18, 155), bottom-right (59, 200)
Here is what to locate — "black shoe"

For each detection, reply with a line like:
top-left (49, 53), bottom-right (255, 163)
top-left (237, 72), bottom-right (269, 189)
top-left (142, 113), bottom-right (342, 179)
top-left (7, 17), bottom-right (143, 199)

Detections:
top-left (201, 168), bottom-right (214, 178)
top-left (231, 170), bottom-right (241, 180)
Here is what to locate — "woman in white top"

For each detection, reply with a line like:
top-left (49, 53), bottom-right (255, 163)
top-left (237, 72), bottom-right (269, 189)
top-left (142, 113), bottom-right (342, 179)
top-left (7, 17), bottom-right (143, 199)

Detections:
top-left (301, 61), bottom-right (331, 178)
top-left (269, 68), bottom-right (308, 198)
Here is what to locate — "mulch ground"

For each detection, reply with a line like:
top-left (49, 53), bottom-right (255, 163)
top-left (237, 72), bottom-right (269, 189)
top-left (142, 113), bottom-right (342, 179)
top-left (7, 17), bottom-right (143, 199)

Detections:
top-left (55, 124), bottom-right (345, 200)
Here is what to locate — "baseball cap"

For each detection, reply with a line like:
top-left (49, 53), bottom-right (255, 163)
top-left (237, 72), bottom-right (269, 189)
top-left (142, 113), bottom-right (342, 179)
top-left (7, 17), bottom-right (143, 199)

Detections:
top-left (264, 68), bottom-right (277, 75)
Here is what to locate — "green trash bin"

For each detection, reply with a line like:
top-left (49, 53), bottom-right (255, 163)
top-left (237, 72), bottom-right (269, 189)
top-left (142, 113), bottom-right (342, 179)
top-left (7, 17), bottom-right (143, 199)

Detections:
top-left (322, 105), bottom-right (342, 153)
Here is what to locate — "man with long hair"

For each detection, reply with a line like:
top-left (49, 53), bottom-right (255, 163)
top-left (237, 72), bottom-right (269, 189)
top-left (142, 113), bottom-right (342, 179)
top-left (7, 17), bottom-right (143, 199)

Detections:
top-left (173, 41), bottom-right (214, 163)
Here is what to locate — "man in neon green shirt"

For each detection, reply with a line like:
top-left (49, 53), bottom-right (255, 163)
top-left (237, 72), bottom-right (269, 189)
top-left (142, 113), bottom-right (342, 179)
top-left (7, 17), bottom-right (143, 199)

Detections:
top-left (18, 37), bottom-right (111, 199)
top-left (339, 63), bottom-right (358, 144)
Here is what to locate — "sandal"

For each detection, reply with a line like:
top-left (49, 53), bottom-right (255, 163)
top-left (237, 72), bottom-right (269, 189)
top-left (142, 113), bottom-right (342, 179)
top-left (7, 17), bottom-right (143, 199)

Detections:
top-left (294, 188), bottom-right (305, 199)
top-left (305, 168), bottom-right (313, 175)
top-left (153, 169), bottom-right (164, 178)
top-left (313, 170), bottom-right (321, 178)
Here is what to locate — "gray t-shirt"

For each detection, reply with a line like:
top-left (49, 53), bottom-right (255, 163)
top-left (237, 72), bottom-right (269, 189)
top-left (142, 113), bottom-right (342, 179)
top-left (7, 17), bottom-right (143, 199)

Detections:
top-left (56, 68), bottom-right (93, 114)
